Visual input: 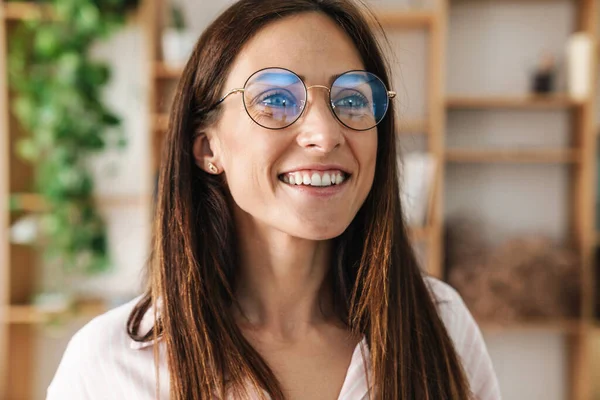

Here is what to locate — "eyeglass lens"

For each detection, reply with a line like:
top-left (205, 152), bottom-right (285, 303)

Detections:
top-left (242, 68), bottom-right (390, 131)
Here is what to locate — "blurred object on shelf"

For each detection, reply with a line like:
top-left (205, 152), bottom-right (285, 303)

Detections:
top-left (566, 32), bottom-right (594, 101)
top-left (531, 51), bottom-right (556, 95)
top-left (398, 152), bottom-right (436, 227)
top-left (161, 1), bottom-right (196, 68)
top-left (32, 291), bottom-right (72, 314)
top-left (445, 217), bottom-right (580, 322)
top-left (9, 214), bottom-right (39, 245)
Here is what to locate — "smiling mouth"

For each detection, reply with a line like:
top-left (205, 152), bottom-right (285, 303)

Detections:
top-left (278, 170), bottom-right (350, 187)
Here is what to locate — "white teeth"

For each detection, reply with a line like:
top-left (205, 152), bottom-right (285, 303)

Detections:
top-left (311, 173), bottom-right (322, 186)
top-left (280, 171), bottom-right (348, 187)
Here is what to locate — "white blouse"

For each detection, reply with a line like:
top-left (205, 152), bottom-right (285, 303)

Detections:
top-left (46, 277), bottom-right (501, 399)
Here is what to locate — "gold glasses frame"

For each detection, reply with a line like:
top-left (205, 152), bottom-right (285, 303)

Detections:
top-left (207, 67), bottom-right (396, 131)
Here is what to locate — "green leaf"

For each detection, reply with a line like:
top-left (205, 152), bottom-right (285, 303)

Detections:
top-left (34, 27), bottom-right (61, 58)
top-left (15, 139), bottom-right (39, 161)
top-left (13, 97), bottom-right (36, 127)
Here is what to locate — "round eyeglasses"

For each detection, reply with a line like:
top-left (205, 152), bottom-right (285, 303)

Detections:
top-left (207, 67), bottom-right (396, 131)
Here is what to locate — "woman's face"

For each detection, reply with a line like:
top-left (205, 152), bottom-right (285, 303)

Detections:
top-left (199, 12), bottom-right (378, 240)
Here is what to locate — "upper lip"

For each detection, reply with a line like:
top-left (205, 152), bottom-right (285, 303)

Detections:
top-left (279, 164), bottom-right (352, 175)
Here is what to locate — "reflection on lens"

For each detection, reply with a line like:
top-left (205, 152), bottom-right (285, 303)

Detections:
top-left (243, 68), bottom-right (306, 129)
top-left (331, 71), bottom-right (389, 131)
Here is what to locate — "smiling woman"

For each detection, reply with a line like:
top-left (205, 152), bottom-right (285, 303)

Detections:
top-left (46, 1), bottom-right (501, 399)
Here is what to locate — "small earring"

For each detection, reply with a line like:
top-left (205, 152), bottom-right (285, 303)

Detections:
top-left (208, 162), bottom-right (219, 174)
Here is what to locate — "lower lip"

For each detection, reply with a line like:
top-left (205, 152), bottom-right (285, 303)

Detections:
top-left (279, 178), bottom-right (350, 198)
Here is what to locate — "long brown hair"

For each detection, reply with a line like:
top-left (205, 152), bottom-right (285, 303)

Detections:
top-left (128, 0), bottom-right (472, 399)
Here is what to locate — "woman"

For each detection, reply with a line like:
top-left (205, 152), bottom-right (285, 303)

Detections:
top-left (48, 0), bottom-right (500, 399)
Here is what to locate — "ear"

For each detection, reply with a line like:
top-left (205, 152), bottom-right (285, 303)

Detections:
top-left (192, 131), bottom-right (221, 174)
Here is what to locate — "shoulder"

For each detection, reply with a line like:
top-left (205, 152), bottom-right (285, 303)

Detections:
top-left (423, 275), bottom-right (480, 350)
top-left (70, 294), bottom-right (142, 353)
top-left (423, 276), bottom-right (470, 331)
top-left (46, 295), bottom-right (146, 399)
top-left (423, 275), bottom-right (460, 303)
top-left (423, 276), bottom-right (502, 400)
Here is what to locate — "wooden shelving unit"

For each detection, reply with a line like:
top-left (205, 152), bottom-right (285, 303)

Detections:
top-left (480, 320), bottom-right (584, 335)
top-left (445, 148), bottom-right (581, 164)
top-left (442, 1), bottom-right (598, 399)
top-left (0, 2), bottom-right (9, 397)
top-left (3, 300), bottom-right (106, 325)
top-left (0, 3), bottom-right (39, 397)
top-left (375, 10), bottom-right (435, 29)
top-left (8, 192), bottom-right (148, 212)
top-left (409, 225), bottom-right (431, 242)
top-left (2, 1), bottom-right (53, 21)
top-left (152, 112), bottom-right (169, 131)
top-left (446, 94), bottom-right (584, 109)
top-left (153, 62), bottom-right (182, 79)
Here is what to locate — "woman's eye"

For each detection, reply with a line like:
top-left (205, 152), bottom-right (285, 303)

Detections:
top-left (334, 94), bottom-right (369, 109)
top-left (259, 92), bottom-right (297, 108)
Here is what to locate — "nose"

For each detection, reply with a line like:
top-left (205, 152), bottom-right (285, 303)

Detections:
top-left (295, 86), bottom-right (345, 153)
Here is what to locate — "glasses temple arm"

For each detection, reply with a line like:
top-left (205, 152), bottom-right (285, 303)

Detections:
top-left (207, 88), bottom-right (245, 112)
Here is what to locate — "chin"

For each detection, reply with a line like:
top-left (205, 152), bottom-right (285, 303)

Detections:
top-left (292, 222), bottom-right (349, 241)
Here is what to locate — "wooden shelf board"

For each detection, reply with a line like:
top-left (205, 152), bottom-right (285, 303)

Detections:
top-left (446, 94), bottom-right (584, 109)
top-left (374, 10), bottom-right (434, 29)
top-left (3, 299), bottom-right (106, 325)
top-left (480, 319), bottom-right (582, 334)
top-left (3, 2), bottom-right (54, 20)
top-left (10, 193), bottom-right (150, 212)
top-left (154, 63), bottom-right (184, 79)
top-left (445, 149), bottom-right (580, 164)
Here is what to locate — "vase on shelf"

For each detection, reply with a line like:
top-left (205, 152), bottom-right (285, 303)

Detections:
top-left (161, 28), bottom-right (196, 68)
top-left (161, 2), bottom-right (196, 68)
top-left (566, 32), bottom-right (594, 101)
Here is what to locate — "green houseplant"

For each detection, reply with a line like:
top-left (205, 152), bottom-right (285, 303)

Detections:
top-left (8, 0), bottom-right (140, 307)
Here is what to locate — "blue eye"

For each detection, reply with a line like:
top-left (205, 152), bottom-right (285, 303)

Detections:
top-left (258, 91), bottom-right (298, 108)
top-left (334, 93), bottom-right (369, 109)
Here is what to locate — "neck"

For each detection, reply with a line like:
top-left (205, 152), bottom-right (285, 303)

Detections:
top-left (232, 212), bottom-right (336, 341)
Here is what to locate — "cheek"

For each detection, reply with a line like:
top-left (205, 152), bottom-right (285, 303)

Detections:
top-left (217, 119), bottom-right (284, 205)
top-left (354, 132), bottom-right (378, 185)
top-left (217, 107), bottom-right (257, 169)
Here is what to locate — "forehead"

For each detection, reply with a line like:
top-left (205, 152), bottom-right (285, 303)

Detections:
top-left (227, 12), bottom-right (365, 87)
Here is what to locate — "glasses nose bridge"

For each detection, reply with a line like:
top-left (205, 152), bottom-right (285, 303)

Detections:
top-left (306, 84), bottom-right (331, 93)
top-left (302, 84), bottom-right (332, 110)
